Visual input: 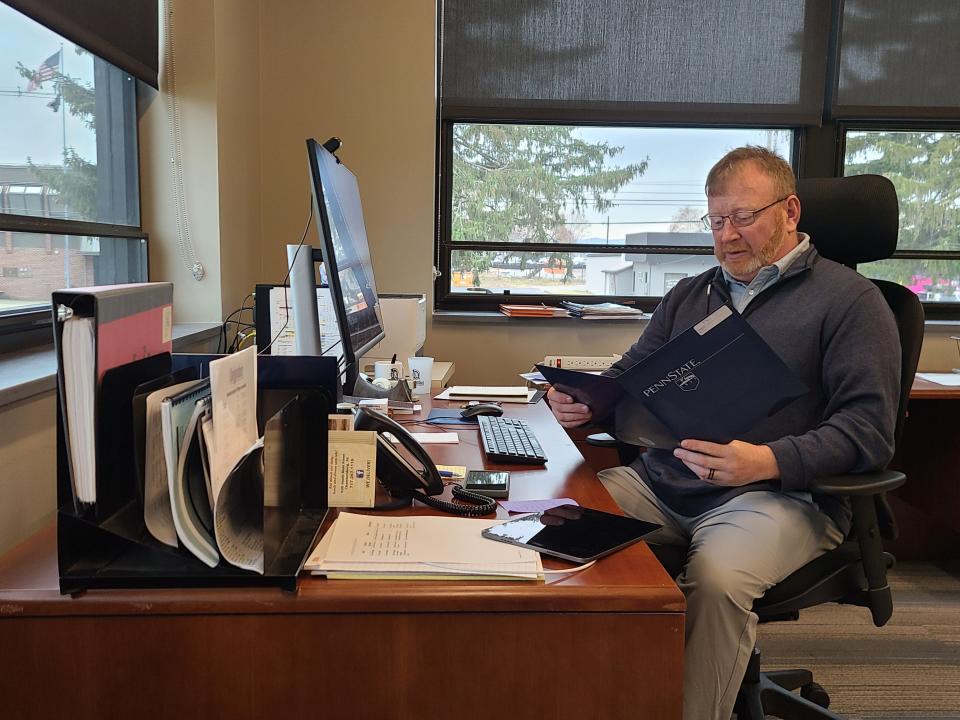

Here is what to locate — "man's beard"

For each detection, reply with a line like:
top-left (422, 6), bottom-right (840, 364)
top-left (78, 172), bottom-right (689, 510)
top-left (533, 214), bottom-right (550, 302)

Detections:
top-left (716, 214), bottom-right (786, 281)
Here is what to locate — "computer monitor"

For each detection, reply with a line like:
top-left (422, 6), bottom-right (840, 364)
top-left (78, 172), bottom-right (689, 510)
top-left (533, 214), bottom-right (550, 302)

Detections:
top-left (305, 137), bottom-right (385, 393)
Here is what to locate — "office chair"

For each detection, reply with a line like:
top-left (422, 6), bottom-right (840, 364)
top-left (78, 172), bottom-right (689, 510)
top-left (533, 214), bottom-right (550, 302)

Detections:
top-left (587, 175), bottom-right (925, 719)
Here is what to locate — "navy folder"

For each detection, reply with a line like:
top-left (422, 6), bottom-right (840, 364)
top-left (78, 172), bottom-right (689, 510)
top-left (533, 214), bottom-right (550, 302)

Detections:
top-left (539, 305), bottom-right (807, 448)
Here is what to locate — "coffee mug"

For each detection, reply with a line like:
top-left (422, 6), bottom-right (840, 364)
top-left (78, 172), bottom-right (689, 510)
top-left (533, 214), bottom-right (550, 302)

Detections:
top-left (374, 360), bottom-right (404, 383)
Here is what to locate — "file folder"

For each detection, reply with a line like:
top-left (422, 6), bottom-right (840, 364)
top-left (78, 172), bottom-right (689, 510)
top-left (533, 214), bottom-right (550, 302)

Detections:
top-left (537, 305), bottom-right (807, 448)
top-left (615, 305), bottom-right (808, 446)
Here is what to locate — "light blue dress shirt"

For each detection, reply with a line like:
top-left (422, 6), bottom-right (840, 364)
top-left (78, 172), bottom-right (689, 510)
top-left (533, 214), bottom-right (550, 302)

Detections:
top-left (722, 234), bottom-right (811, 313)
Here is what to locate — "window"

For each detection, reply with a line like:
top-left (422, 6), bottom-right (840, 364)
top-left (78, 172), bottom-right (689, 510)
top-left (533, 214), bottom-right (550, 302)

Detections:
top-left (436, 0), bottom-right (826, 312)
top-left (439, 123), bottom-right (793, 310)
top-left (437, 0), bottom-right (960, 318)
top-left (0, 3), bottom-right (145, 334)
top-left (842, 129), bottom-right (960, 312)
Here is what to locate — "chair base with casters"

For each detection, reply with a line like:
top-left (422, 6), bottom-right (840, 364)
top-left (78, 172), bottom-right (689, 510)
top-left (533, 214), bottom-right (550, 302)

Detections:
top-left (735, 646), bottom-right (837, 720)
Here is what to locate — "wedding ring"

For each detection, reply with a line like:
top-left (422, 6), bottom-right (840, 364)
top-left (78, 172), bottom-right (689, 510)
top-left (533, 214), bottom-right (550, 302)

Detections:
top-left (707, 468), bottom-right (716, 480)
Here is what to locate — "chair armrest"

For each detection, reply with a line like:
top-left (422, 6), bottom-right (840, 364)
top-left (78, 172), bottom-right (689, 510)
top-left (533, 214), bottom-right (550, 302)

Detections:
top-left (809, 469), bottom-right (904, 627)
top-left (809, 469), bottom-right (905, 496)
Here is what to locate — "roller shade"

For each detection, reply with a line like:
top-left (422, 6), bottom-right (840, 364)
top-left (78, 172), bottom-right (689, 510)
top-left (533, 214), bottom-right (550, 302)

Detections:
top-left (441, 0), bottom-right (832, 125)
top-left (833, 0), bottom-right (960, 118)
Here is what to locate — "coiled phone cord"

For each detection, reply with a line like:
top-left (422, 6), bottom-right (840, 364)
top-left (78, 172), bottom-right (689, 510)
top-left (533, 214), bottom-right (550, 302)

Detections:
top-left (411, 484), bottom-right (497, 517)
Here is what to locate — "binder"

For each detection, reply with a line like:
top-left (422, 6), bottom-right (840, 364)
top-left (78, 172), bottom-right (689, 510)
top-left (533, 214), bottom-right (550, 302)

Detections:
top-left (54, 328), bottom-right (337, 593)
top-left (52, 282), bottom-right (174, 511)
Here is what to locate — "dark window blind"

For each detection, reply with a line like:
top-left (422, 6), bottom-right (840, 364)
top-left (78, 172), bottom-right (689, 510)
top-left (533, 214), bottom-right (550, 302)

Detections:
top-left (834, 0), bottom-right (960, 118)
top-left (3, 0), bottom-right (159, 88)
top-left (440, 0), bottom-right (831, 125)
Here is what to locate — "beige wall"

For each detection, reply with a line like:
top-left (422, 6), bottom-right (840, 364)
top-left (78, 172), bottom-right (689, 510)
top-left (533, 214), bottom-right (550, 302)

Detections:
top-left (919, 324), bottom-right (960, 372)
top-left (257, 0), bottom-right (437, 295)
top-left (140, 0), bottom-right (223, 323)
top-left (0, 392), bottom-right (56, 555)
top-left (213, 0), bottom-right (263, 313)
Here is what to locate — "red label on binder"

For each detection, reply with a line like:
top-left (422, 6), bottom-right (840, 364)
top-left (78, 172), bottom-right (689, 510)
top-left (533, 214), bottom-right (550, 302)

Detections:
top-left (97, 304), bottom-right (173, 381)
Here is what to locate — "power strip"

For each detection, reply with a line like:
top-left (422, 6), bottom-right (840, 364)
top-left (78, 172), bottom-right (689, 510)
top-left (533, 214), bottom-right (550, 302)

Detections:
top-left (542, 354), bottom-right (621, 371)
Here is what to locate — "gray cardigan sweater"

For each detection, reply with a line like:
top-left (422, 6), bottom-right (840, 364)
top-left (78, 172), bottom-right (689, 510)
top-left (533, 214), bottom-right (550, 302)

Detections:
top-left (607, 244), bottom-right (901, 534)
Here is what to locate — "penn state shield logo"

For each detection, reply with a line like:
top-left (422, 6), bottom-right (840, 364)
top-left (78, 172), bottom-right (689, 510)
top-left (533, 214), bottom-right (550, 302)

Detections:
top-left (677, 370), bottom-right (700, 392)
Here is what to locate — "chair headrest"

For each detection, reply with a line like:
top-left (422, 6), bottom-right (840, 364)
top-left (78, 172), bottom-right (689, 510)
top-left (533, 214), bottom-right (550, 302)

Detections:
top-left (796, 175), bottom-right (899, 266)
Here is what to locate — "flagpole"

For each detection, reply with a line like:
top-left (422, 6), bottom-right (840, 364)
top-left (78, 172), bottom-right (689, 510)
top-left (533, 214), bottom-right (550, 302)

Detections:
top-left (59, 43), bottom-right (70, 287)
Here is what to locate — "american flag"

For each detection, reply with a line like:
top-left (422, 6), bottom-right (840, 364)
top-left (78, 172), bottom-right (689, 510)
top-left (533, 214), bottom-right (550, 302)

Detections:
top-left (26, 50), bottom-right (61, 92)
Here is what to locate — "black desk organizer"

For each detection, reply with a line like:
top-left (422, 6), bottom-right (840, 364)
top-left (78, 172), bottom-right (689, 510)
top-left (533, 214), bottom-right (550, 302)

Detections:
top-left (56, 353), bottom-right (337, 595)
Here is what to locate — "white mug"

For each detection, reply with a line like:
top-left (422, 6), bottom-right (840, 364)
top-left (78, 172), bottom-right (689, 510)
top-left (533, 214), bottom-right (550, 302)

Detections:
top-left (374, 361), bottom-right (404, 383)
top-left (406, 356), bottom-right (434, 396)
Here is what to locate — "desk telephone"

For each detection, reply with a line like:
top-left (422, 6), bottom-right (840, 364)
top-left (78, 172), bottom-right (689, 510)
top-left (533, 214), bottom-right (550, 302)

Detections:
top-left (353, 408), bottom-right (496, 516)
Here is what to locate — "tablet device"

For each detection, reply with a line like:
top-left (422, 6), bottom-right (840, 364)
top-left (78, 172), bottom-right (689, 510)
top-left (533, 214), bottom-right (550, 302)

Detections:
top-left (481, 505), bottom-right (660, 563)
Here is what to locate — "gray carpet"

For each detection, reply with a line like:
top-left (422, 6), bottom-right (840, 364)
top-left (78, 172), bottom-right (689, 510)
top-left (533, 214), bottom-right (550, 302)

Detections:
top-left (756, 561), bottom-right (960, 719)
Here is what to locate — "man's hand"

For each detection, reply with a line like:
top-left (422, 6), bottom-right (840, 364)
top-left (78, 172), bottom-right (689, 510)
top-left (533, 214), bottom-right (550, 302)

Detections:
top-left (546, 386), bottom-right (593, 428)
top-left (673, 439), bottom-right (780, 487)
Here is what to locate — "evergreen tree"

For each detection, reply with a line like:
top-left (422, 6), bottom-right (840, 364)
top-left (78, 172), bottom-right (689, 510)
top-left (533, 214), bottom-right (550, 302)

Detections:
top-left (452, 124), bottom-right (647, 286)
top-left (845, 131), bottom-right (960, 292)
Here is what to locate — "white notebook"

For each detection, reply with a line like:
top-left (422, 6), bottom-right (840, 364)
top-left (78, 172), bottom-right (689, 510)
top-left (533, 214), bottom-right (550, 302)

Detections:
top-left (436, 386), bottom-right (537, 403)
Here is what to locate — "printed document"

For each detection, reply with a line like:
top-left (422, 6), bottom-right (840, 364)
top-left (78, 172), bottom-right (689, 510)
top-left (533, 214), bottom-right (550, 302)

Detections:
top-left (161, 380), bottom-right (218, 567)
top-left (268, 285), bottom-right (340, 357)
top-left (208, 347), bottom-right (264, 572)
top-left (306, 512), bottom-right (543, 580)
top-left (208, 347), bottom-right (259, 499)
top-left (327, 430), bottom-right (377, 507)
top-left (213, 438), bottom-right (266, 573)
top-left (144, 379), bottom-right (199, 547)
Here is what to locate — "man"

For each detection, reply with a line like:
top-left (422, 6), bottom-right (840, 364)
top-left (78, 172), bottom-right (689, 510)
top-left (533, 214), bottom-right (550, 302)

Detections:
top-left (548, 146), bottom-right (900, 720)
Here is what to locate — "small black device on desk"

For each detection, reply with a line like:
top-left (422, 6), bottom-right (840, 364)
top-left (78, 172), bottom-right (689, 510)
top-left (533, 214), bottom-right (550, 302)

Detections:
top-left (477, 414), bottom-right (547, 465)
top-left (463, 470), bottom-right (510, 498)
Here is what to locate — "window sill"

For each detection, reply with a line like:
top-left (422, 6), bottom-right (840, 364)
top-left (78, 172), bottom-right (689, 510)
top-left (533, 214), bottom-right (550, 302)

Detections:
top-left (925, 319), bottom-right (960, 328)
top-left (432, 310), bottom-right (652, 324)
top-left (0, 322), bottom-right (221, 409)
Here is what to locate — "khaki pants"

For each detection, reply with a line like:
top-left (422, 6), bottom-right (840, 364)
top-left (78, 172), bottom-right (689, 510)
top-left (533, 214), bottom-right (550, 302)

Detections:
top-left (598, 466), bottom-right (844, 720)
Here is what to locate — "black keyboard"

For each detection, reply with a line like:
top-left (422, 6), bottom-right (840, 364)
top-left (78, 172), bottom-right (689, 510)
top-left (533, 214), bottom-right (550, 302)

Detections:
top-left (477, 415), bottom-right (547, 465)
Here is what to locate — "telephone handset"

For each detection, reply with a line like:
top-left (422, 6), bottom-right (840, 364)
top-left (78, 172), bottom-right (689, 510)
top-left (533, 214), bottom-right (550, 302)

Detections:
top-left (353, 407), bottom-right (496, 516)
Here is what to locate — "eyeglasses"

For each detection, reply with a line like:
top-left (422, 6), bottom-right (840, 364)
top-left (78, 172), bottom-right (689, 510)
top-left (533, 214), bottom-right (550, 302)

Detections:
top-left (700, 196), bottom-right (789, 231)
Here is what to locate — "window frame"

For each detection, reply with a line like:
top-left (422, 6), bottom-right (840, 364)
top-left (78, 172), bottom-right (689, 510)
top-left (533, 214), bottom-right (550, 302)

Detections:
top-left (0, 54), bottom-right (146, 343)
top-left (434, 119), bottom-right (801, 313)
top-left (837, 119), bottom-right (960, 321)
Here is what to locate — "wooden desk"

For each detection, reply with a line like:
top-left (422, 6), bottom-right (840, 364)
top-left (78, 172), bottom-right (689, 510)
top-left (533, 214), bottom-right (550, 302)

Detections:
top-left (886, 377), bottom-right (960, 559)
top-left (0, 399), bottom-right (684, 720)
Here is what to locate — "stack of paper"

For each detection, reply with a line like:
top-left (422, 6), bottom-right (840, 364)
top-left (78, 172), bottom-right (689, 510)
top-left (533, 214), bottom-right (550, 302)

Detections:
top-left (306, 512), bottom-right (543, 581)
top-left (560, 301), bottom-right (647, 320)
top-left (61, 316), bottom-right (97, 503)
top-left (499, 304), bottom-right (569, 318)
